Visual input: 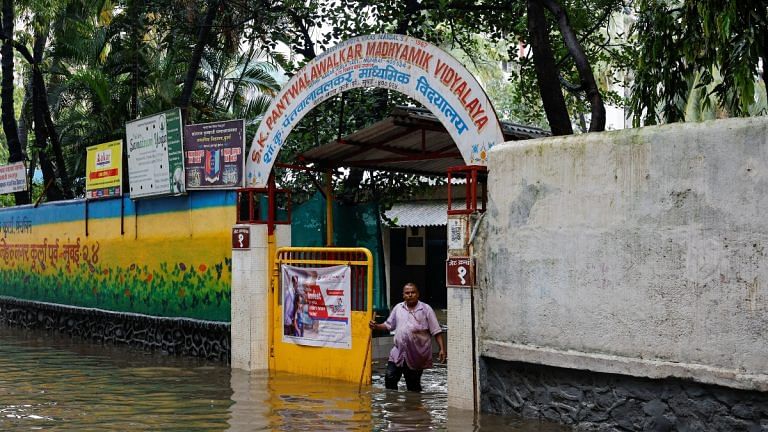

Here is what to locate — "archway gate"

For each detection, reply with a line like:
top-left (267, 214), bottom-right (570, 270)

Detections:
top-left (244, 33), bottom-right (504, 186)
top-left (232, 33), bottom-right (506, 412)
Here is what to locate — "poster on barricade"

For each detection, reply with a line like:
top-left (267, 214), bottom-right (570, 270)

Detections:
top-left (0, 162), bottom-right (27, 195)
top-left (85, 140), bottom-right (122, 200)
top-left (125, 108), bottom-right (185, 199)
top-left (183, 119), bottom-right (244, 189)
top-left (282, 264), bottom-right (351, 349)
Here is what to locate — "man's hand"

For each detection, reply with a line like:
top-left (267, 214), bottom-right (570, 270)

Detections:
top-left (435, 333), bottom-right (446, 363)
top-left (368, 320), bottom-right (378, 330)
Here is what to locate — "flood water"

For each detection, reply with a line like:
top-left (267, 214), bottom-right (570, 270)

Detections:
top-left (0, 326), bottom-right (565, 431)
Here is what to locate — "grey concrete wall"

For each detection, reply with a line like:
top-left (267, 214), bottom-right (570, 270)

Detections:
top-left (479, 117), bottom-right (768, 391)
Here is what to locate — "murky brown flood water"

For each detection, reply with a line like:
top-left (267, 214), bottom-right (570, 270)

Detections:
top-left (0, 326), bottom-right (565, 431)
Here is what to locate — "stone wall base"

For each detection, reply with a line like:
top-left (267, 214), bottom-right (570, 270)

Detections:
top-left (0, 296), bottom-right (230, 362)
top-left (481, 357), bottom-right (768, 431)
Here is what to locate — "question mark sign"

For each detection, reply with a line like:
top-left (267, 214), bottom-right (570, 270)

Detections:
top-left (458, 266), bottom-right (467, 285)
top-left (238, 233), bottom-right (244, 248)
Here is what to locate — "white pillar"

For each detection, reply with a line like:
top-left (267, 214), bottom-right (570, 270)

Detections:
top-left (231, 224), bottom-right (269, 370)
top-left (447, 286), bottom-right (477, 410)
top-left (231, 224), bottom-right (291, 371)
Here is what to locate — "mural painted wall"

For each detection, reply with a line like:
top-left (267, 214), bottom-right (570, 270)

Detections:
top-left (0, 191), bottom-right (236, 322)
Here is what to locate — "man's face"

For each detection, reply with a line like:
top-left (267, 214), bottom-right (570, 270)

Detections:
top-left (403, 285), bottom-right (419, 306)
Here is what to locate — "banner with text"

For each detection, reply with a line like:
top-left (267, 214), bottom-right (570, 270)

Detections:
top-left (85, 140), bottom-right (122, 200)
top-left (0, 162), bottom-right (27, 195)
top-left (125, 108), bottom-right (185, 199)
top-left (282, 264), bottom-right (351, 349)
top-left (183, 119), bottom-right (244, 189)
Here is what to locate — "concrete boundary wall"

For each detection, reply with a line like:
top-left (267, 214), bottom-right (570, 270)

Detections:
top-left (479, 117), bottom-right (768, 391)
top-left (0, 296), bottom-right (229, 360)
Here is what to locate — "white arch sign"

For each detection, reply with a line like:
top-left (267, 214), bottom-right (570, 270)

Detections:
top-left (245, 34), bottom-right (503, 187)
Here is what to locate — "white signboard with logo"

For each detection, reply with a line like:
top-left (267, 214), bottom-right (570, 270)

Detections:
top-left (125, 108), bottom-right (185, 199)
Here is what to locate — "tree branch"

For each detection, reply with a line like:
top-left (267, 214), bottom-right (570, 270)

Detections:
top-left (527, 0), bottom-right (573, 135)
top-left (540, 0), bottom-right (605, 131)
top-left (178, 0), bottom-right (221, 124)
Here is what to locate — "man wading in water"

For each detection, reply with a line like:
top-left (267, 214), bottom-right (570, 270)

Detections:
top-left (369, 283), bottom-right (446, 392)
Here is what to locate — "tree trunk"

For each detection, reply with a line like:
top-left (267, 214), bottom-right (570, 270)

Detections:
top-left (32, 70), bottom-right (64, 202)
top-left (19, 75), bottom-right (33, 202)
top-left (0, 0), bottom-right (30, 204)
top-left (527, 0), bottom-right (573, 135)
top-left (29, 25), bottom-right (65, 201)
top-left (227, 37), bottom-right (256, 111)
top-left (541, 0), bottom-right (605, 132)
top-left (178, 0), bottom-right (221, 124)
top-left (31, 26), bottom-right (72, 199)
top-left (130, 1), bottom-right (140, 119)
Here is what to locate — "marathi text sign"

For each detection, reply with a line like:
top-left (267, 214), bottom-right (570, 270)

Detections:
top-left (282, 264), bottom-right (351, 349)
top-left (245, 33), bottom-right (504, 187)
top-left (0, 162), bottom-right (27, 195)
top-left (184, 119), bottom-right (244, 189)
top-left (125, 108), bottom-right (185, 199)
top-left (85, 140), bottom-right (122, 200)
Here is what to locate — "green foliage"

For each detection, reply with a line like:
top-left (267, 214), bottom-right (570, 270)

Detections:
top-left (629, 0), bottom-right (768, 125)
top-left (4, 0), bottom-right (284, 199)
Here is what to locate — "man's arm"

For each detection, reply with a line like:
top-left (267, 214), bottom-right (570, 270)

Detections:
top-left (435, 332), bottom-right (446, 363)
top-left (369, 320), bottom-right (387, 331)
top-left (369, 307), bottom-right (396, 331)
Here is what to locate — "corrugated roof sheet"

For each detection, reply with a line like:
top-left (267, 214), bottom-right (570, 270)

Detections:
top-left (298, 106), bottom-right (549, 176)
top-left (384, 201), bottom-right (447, 227)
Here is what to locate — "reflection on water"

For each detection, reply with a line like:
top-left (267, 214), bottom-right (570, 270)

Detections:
top-left (0, 326), bottom-right (565, 431)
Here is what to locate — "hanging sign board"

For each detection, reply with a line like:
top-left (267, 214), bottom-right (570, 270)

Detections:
top-left (0, 162), bottom-right (27, 195)
top-left (85, 140), bottom-right (122, 200)
top-left (184, 119), bottom-right (245, 189)
top-left (125, 108), bottom-right (185, 199)
top-left (245, 33), bottom-right (504, 187)
top-left (446, 256), bottom-right (474, 288)
top-left (281, 265), bottom-right (352, 349)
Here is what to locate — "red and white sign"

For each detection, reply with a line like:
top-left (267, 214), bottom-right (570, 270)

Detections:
top-left (281, 265), bottom-right (351, 349)
top-left (446, 256), bottom-right (474, 288)
top-left (245, 34), bottom-right (504, 187)
top-left (232, 227), bottom-right (250, 249)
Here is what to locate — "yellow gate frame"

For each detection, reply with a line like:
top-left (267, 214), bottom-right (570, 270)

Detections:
top-left (271, 247), bottom-right (374, 384)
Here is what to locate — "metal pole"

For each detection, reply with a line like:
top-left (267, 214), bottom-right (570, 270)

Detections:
top-left (325, 169), bottom-right (334, 246)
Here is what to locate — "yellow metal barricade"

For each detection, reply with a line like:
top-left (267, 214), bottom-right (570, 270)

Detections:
top-left (271, 247), bottom-right (373, 384)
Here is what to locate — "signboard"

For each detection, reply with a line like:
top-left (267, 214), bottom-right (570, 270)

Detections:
top-left (85, 140), bottom-right (122, 200)
top-left (245, 33), bottom-right (504, 187)
top-left (0, 162), bottom-right (27, 195)
top-left (446, 256), bottom-right (474, 288)
top-left (184, 119), bottom-right (245, 189)
top-left (282, 265), bottom-right (351, 349)
top-left (232, 227), bottom-right (250, 249)
top-left (447, 215), bottom-right (469, 252)
top-left (125, 108), bottom-right (185, 199)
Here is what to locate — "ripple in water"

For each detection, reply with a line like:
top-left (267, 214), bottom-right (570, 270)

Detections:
top-left (0, 326), bottom-right (566, 431)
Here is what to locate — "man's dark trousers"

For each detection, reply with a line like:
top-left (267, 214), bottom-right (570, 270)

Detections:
top-left (385, 361), bottom-right (423, 392)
